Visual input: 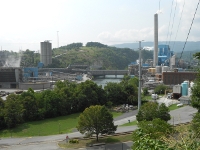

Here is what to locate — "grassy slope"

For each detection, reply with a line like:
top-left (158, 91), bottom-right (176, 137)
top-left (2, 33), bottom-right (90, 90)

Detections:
top-left (0, 111), bottom-right (122, 138)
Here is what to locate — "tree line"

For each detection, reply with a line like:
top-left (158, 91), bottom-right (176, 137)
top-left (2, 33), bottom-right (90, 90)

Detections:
top-left (0, 76), bottom-right (138, 130)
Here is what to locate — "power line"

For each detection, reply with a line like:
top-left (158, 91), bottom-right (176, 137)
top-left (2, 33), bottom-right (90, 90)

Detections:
top-left (172, 0), bottom-right (185, 51)
top-left (166, 0), bottom-right (174, 45)
top-left (168, 0), bottom-right (177, 46)
top-left (179, 0), bottom-right (200, 64)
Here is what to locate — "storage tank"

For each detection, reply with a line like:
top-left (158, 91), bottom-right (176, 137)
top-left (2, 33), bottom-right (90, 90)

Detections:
top-left (152, 68), bottom-right (156, 74)
top-left (162, 66), bottom-right (169, 72)
top-left (156, 66), bottom-right (162, 73)
top-left (181, 82), bottom-right (188, 96)
top-left (173, 85), bottom-right (181, 94)
top-left (40, 41), bottom-right (52, 66)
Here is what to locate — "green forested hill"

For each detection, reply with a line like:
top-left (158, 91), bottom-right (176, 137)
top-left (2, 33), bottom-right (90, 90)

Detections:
top-left (48, 45), bottom-right (153, 70)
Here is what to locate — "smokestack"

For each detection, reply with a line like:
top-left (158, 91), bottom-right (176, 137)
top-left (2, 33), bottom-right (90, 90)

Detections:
top-left (154, 14), bottom-right (158, 67)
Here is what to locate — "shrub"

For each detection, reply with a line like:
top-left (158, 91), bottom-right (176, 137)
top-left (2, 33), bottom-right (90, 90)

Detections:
top-left (69, 139), bottom-right (79, 144)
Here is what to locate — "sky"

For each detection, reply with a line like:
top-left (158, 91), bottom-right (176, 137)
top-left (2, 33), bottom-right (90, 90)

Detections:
top-left (0, 0), bottom-right (200, 52)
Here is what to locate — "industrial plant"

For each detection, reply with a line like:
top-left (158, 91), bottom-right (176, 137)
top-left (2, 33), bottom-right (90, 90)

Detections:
top-left (127, 13), bottom-right (198, 104)
top-left (0, 41), bottom-right (85, 92)
top-left (0, 12), bottom-right (198, 105)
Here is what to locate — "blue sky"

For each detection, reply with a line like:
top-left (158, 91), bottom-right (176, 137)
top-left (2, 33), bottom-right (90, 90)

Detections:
top-left (0, 0), bottom-right (199, 52)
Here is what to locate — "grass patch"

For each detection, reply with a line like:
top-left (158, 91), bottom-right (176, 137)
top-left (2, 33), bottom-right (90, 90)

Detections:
top-left (143, 95), bottom-right (152, 100)
top-left (168, 104), bottom-right (183, 111)
top-left (0, 113), bottom-right (80, 138)
top-left (111, 111), bottom-right (123, 118)
top-left (0, 111), bottom-right (123, 138)
top-left (120, 120), bottom-right (137, 126)
top-left (58, 134), bottom-right (132, 149)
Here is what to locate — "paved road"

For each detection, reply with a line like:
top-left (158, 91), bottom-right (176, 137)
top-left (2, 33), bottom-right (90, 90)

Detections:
top-left (0, 106), bottom-right (197, 150)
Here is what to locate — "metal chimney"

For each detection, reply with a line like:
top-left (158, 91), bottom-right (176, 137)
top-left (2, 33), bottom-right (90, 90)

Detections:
top-left (154, 14), bottom-right (158, 67)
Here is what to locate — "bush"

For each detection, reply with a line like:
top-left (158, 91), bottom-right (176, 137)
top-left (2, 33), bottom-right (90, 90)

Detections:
top-left (69, 139), bottom-right (79, 144)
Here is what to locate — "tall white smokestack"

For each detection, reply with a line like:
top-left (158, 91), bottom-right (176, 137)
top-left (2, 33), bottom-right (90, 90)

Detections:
top-left (154, 13), bottom-right (158, 67)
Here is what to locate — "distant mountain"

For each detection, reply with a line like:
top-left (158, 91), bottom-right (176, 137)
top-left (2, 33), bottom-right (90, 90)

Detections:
top-left (112, 41), bottom-right (200, 53)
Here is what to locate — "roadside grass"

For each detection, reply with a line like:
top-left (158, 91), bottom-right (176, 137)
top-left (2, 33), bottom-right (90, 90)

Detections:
top-left (0, 111), bottom-right (122, 138)
top-left (168, 104), bottom-right (183, 111)
top-left (120, 120), bottom-right (137, 126)
top-left (143, 95), bottom-right (152, 100)
top-left (58, 134), bottom-right (132, 149)
top-left (111, 111), bottom-right (123, 118)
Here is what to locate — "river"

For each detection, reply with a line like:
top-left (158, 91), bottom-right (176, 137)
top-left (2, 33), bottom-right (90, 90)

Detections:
top-left (93, 75), bottom-right (124, 88)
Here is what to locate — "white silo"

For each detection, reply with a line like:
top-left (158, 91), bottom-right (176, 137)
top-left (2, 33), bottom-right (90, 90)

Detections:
top-left (170, 55), bottom-right (176, 69)
top-left (162, 66), bottom-right (169, 72)
top-left (40, 41), bottom-right (52, 66)
top-left (156, 66), bottom-right (161, 73)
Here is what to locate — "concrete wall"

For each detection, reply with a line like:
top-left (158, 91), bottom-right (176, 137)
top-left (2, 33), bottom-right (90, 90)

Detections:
top-left (19, 82), bottom-right (51, 90)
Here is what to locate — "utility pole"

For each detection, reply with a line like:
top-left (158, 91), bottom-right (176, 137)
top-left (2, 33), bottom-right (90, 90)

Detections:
top-left (57, 31), bottom-right (59, 48)
top-left (138, 40), bottom-right (143, 110)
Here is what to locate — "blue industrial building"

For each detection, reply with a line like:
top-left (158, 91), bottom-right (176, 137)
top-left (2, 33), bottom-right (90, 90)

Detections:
top-left (23, 67), bottom-right (38, 79)
top-left (157, 45), bottom-right (173, 66)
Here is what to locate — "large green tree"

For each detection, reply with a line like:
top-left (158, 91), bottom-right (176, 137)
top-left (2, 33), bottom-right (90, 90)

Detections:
top-left (0, 98), bottom-right (6, 129)
top-left (4, 94), bottom-right (24, 128)
top-left (19, 88), bottom-right (38, 121)
top-left (136, 102), bottom-right (170, 122)
top-left (77, 105), bottom-right (117, 141)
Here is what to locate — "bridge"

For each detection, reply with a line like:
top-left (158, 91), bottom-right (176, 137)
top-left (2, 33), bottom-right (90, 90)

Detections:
top-left (89, 70), bottom-right (128, 77)
top-left (38, 68), bottom-right (128, 77)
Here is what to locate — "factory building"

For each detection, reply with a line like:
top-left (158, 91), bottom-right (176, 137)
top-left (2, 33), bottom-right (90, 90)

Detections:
top-left (0, 67), bottom-right (22, 88)
top-left (162, 71), bottom-right (197, 85)
top-left (40, 41), bottom-right (52, 66)
top-left (158, 45), bottom-right (174, 66)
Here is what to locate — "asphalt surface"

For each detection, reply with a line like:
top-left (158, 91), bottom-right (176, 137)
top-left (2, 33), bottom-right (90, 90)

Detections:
top-left (0, 105), bottom-right (197, 150)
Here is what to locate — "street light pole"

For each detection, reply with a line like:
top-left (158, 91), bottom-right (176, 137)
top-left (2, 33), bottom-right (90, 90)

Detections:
top-left (138, 40), bottom-right (143, 110)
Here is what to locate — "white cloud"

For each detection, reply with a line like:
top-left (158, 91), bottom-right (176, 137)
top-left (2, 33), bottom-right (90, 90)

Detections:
top-left (98, 27), bottom-right (154, 44)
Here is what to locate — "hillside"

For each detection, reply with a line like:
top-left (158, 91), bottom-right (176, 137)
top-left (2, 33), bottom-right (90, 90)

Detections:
top-left (113, 41), bottom-right (200, 52)
top-left (48, 46), bottom-right (153, 69)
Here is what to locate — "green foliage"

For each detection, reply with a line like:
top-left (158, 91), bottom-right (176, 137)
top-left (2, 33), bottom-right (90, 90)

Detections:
top-left (0, 98), bottom-right (6, 130)
top-left (77, 105), bottom-right (117, 141)
top-left (106, 101), bottom-right (113, 109)
top-left (86, 42), bottom-right (107, 48)
top-left (191, 70), bottom-right (200, 112)
top-left (69, 139), bottom-right (79, 144)
top-left (137, 118), bottom-right (173, 139)
top-left (104, 82), bottom-right (125, 105)
top-left (142, 87), bottom-right (149, 96)
top-left (3, 94), bottom-right (24, 128)
top-left (60, 43), bottom-right (83, 50)
top-left (154, 84), bottom-right (167, 94)
top-left (104, 76), bottom-right (138, 106)
top-left (191, 112), bottom-right (200, 134)
top-left (20, 49), bottom-right (39, 67)
top-left (132, 129), bottom-right (170, 150)
top-left (136, 102), bottom-right (170, 122)
top-left (50, 45), bottom-right (153, 70)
